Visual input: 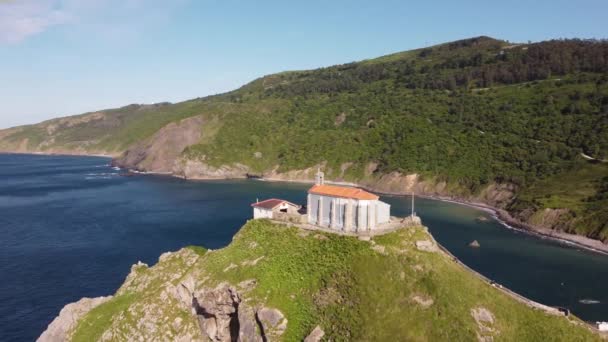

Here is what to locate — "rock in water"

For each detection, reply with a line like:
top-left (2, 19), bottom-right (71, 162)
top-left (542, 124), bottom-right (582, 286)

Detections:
top-left (469, 240), bottom-right (481, 248)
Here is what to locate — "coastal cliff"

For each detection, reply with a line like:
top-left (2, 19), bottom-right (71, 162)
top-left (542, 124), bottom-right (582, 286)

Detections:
top-left (3, 36), bottom-right (608, 246)
top-left (38, 220), bottom-right (601, 341)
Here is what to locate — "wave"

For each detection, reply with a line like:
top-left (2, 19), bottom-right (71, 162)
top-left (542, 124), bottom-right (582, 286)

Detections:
top-left (85, 172), bottom-right (118, 180)
top-left (579, 299), bottom-right (601, 304)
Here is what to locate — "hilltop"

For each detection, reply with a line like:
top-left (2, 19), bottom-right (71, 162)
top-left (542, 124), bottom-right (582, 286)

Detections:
top-left (1, 36), bottom-right (607, 244)
top-left (38, 220), bottom-right (601, 341)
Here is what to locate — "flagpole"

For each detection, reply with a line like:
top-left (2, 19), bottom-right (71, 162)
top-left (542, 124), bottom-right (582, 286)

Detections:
top-left (411, 191), bottom-right (415, 217)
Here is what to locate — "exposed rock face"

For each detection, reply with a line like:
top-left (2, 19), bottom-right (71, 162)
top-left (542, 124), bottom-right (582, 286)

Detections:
top-left (93, 249), bottom-right (205, 342)
top-left (173, 159), bottom-right (250, 180)
top-left (520, 208), bottom-right (573, 231)
top-left (474, 183), bottom-right (517, 209)
top-left (304, 325), bottom-right (325, 342)
top-left (261, 163), bottom-right (326, 182)
top-left (411, 294), bottom-right (434, 308)
top-left (192, 283), bottom-right (241, 342)
top-left (114, 115), bottom-right (206, 173)
top-left (237, 304), bottom-right (261, 342)
top-left (37, 296), bottom-right (112, 342)
top-left (415, 240), bottom-right (437, 252)
top-left (361, 171), bottom-right (422, 194)
top-left (172, 278), bottom-right (286, 342)
top-left (256, 307), bottom-right (287, 339)
top-left (471, 307), bottom-right (498, 342)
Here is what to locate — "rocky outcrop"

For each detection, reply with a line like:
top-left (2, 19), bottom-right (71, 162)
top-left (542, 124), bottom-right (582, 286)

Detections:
top-left (191, 283), bottom-right (241, 342)
top-left (237, 304), bottom-right (261, 342)
top-left (411, 294), bottom-right (434, 308)
top-left (256, 307), bottom-right (287, 340)
top-left (517, 208), bottom-right (574, 231)
top-left (173, 159), bottom-right (251, 179)
top-left (471, 307), bottom-right (498, 341)
top-left (114, 115), bottom-right (206, 173)
top-left (474, 183), bottom-right (517, 209)
top-left (361, 171), bottom-right (424, 194)
top-left (173, 279), bottom-right (286, 342)
top-left (415, 240), bottom-right (437, 252)
top-left (261, 163), bottom-right (326, 182)
top-left (304, 326), bottom-right (325, 342)
top-left (37, 296), bottom-right (112, 342)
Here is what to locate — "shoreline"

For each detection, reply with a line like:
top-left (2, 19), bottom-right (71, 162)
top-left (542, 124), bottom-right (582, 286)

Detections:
top-left (415, 194), bottom-right (608, 256)
top-left (219, 174), bottom-right (608, 256)
top-left (243, 176), bottom-right (608, 256)
top-left (0, 151), bottom-right (116, 158)
top-left (356, 186), bottom-right (608, 256)
top-left (4, 150), bottom-right (607, 256)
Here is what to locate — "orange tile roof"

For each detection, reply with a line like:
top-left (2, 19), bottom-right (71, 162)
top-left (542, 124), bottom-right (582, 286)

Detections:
top-left (308, 184), bottom-right (379, 200)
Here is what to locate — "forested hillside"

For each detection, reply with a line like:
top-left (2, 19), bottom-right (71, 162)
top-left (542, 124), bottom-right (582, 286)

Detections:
top-left (1, 36), bottom-right (607, 242)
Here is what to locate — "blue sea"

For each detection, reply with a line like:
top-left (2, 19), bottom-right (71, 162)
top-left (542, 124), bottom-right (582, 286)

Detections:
top-left (1, 154), bottom-right (607, 341)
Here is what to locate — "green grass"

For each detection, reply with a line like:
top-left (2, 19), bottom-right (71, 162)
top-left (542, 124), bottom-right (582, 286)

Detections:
top-left (71, 294), bottom-right (139, 342)
top-left (79, 219), bottom-right (595, 341)
top-left (518, 161), bottom-right (607, 210)
top-left (2, 37), bottom-right (607, 241)
top-left (513, 160), bottom-right (608, 240)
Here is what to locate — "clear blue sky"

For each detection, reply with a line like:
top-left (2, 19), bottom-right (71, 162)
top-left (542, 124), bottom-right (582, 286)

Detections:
top-left (1, 0), bottom-right (606, 128)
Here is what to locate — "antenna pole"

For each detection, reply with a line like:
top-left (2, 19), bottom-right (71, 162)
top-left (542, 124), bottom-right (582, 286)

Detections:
top-left (411, 191), bottom-right (415, 217)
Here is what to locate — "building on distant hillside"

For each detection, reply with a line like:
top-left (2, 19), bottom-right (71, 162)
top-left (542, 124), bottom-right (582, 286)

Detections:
top-left (251, 198), bottom-right (303, 221)
top-left (307, 170), bottom-right (391, 232)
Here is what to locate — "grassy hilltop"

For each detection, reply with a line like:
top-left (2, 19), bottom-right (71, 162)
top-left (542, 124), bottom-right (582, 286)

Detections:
top-left (1, 36), bottom-right (607, 241)
top-left (57, 220), bottom-right (600, 341)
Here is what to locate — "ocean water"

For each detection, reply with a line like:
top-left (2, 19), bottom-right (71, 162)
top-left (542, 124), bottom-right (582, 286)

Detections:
top-left (0, 154), bottom-right (607, 341)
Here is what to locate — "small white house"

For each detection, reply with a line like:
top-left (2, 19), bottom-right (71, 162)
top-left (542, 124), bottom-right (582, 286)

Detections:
top-left (251, 198), bottom-right (301, 219)
top-left (597, 322), bottom-right (608, 332)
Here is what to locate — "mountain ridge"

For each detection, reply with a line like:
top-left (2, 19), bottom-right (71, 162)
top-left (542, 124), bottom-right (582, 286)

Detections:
top-left (1, 36), bottom-right (607, 245)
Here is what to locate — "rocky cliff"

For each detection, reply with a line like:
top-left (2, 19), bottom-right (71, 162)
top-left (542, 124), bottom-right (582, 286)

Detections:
top-left (38, 220), bottom-right (601, 341)
top-left (113, 115), bottom-right (206, 174)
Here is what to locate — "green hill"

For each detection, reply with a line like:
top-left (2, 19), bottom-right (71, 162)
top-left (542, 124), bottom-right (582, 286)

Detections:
top-left (40, 220), bottom-right (601, 341)
top-left (1, 36), bottom-right (607, 242)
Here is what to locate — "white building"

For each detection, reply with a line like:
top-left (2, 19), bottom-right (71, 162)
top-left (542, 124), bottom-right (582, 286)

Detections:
top-left (251, 199), bottom-right (302, 219)
top-left (307, 170), bottom-right (390, 232)
top-left (598, 322), bottom-right (608, 332)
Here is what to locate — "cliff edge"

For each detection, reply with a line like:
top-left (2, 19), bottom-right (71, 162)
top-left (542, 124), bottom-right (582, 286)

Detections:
top-left (39, 220), bottom-right (600, 341)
